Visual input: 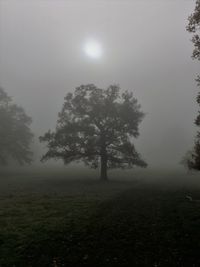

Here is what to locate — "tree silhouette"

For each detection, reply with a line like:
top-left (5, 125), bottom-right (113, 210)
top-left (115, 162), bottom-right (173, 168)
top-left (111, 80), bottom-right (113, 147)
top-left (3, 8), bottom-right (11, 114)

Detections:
top-left (186, 0), bottom-right (200, 170)
top-left (0, 87), bottom-right (33, 165)
top-left (40, 84), bottom-right (147, 180)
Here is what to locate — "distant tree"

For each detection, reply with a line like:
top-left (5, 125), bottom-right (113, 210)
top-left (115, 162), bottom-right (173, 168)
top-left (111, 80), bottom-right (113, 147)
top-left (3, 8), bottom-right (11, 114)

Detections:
top-left (40, 84), bottom-right (147, 180)
top-left (186, 0), bottom-right (200, 170)
top-left (0, 87), bottom-right (33, 165)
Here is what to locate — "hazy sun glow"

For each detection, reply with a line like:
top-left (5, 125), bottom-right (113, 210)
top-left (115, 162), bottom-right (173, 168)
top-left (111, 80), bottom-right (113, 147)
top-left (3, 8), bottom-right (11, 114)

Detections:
top-left (84, 39), bottom-right (103, 59)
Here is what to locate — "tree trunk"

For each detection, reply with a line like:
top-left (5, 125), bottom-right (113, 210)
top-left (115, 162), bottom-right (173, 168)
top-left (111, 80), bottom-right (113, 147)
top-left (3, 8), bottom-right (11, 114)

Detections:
top-left (100, 153), bottom-right (108, 181)
top-left (100, 133), bottom-right (108, 181)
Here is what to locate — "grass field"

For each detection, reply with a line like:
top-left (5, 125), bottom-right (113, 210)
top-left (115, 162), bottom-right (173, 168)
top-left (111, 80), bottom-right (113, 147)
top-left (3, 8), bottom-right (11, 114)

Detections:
top-left (0, 167), bottom-right (200, 266)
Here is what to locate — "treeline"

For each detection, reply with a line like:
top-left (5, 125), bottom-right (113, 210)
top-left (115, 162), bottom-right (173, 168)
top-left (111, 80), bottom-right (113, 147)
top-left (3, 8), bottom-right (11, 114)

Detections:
top-left (0, 84), bottom-right (147, 180)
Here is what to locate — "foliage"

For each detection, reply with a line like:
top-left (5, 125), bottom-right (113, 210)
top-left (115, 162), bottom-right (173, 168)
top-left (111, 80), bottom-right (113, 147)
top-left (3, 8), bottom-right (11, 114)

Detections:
top-left (40, 84), bottom-right (147, 179)
top-left (0, 87), bottom-right (33, 165)
top-left (186, 1), bottom-right (200, 170)
top-left (187, 0), bottom-right (200, 60)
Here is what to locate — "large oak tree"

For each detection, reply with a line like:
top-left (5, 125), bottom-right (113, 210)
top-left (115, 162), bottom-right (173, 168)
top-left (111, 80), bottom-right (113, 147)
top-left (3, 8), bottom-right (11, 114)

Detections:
top-left (0, 87), bottom-right (33, 165)
top-left (40, 84), bottom-right (147, 180)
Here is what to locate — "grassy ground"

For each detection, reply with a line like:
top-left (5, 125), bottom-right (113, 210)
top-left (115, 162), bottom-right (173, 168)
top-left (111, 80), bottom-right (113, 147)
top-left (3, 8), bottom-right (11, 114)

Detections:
top-left (0, 167), bottom-right (200, 266)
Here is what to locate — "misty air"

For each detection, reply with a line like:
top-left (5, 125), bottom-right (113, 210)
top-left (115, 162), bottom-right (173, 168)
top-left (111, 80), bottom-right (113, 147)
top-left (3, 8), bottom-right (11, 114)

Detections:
top-left (0, 1), bottom-right (200, 266)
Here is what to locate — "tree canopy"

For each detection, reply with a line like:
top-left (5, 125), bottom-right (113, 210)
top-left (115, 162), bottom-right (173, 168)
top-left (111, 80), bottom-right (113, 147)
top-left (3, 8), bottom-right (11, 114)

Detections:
top-left (187, 0), bottom-right (200, 60)
top-left (186, 0), bottom-right (200, 170)
top-left (40, 84), bottom-right (147, 180)
top-left (0, 87), bottom-right (33, 165)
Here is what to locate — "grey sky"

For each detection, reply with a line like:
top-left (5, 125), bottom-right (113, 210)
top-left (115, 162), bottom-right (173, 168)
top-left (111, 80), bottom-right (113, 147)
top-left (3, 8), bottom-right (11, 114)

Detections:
top-left (0, 0), bottom-right (199, 168)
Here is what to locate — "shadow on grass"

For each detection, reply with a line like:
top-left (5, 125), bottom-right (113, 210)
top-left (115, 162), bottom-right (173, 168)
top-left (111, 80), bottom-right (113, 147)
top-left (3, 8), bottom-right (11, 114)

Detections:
top-left (1, 183), bottom-right (200, 266)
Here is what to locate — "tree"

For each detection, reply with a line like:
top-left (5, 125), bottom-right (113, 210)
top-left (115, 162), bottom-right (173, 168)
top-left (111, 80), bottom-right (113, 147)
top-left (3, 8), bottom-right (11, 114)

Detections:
top-left (186, 0), bottom-right (200, 170)
top-left (40, 84), bottom-right (147, 180)
top-left (187, 0), bottom-right (200, 61)
top-left (0, 87), bottom-right (33, 165)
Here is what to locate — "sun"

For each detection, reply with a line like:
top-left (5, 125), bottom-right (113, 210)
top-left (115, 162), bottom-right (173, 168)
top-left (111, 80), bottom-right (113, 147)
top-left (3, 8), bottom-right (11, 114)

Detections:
top-left (83, 39), bottom-right (103, 59)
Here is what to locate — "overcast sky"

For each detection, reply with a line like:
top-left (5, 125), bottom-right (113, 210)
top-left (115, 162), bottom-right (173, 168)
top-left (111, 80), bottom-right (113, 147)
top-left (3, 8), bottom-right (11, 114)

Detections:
top-left (0, 0), bottom-right (199, 168)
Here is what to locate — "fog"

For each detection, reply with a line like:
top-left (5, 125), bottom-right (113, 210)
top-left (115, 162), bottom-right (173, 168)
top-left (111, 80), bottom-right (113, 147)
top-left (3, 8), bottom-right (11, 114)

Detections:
top-left (0, 0), bottom-right (199, 168)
